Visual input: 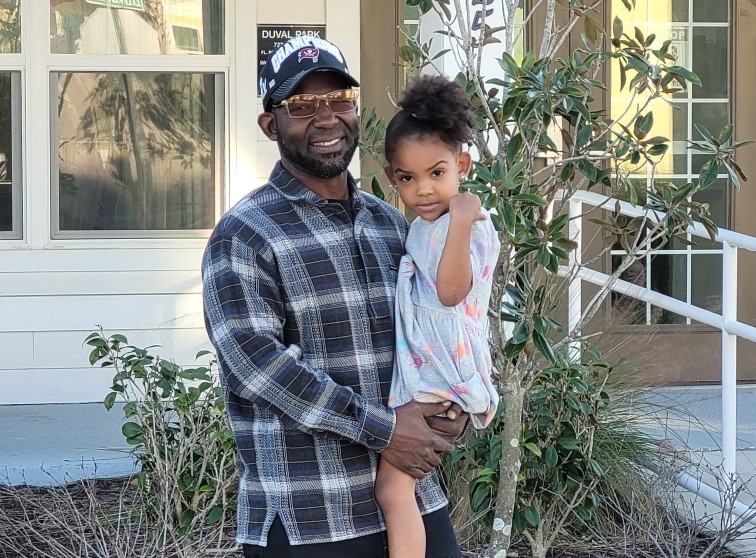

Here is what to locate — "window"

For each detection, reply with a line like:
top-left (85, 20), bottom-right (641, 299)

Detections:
top-left (50, 0), bottom-right (223, 55)
top-left (0, 71), bottom-right (20, 238)
top-left (53, 71), bottom-right (222, 236)
top-left (0, 0), bottom-right (20, 239)
top-left (0, 0), bottom-right (20, 54)
top-left (47, 0), bottom-right (226, 239)
top-left (610, 0), bottom-right (730, 325)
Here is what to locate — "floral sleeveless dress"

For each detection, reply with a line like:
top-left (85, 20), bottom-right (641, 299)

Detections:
top-left (388, 212), bottom-right (500, 428)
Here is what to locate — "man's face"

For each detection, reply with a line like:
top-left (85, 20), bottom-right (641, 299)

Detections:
top-left (271, 73), bottom-right (359, 179)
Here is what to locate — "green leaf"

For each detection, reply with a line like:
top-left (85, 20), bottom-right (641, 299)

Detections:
top-left (698, 159), bottom-right (718, 189)
top-left (103, 391), bottom-right (117, 411)
top-left (371, 176), bottom-right (384, 200)
top-left (558, 437), bottom-right (581, 451)
top-left (208, 505), bottom-right (224, 524)
top-left (612, 16), bottom-right (623, 41)
top-left (544, 445), bottom-right (558, 469)
top-left (523, 505), bottom-right (540, 528)
top-left (669, 65), bottom-right (702, 87)
top-left (694, 123), bottom-right (715, 144)
top-left (719, 124), bottom-right (734, 145)
top-left (511, 193), bottom-right (548, 206)
top-left (498, 52), bottom-right (520, 78)
top-left (533, 330), bottom-right (557, 364)
top-left (524, 442), bottom-right (542, 457)
top-left (512, 320), bottom-right (531, 345)
top-left (122, 421), bottom-right (142, 439)
top-left (513, 510), bottom-right (527, 534)
top-left (578, 159), bottom-right (598, 182)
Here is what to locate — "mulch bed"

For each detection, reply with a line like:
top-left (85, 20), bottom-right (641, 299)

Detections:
top-left (0, 477), bottom-right (740, 558)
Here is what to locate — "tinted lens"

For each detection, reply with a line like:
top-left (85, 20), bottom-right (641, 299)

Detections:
top-left (282, 90), bottom-right (358, 118)
top-left (286, 99), bottom-right (318, 117)
top-left (326, 90), bottom-right (357, 113)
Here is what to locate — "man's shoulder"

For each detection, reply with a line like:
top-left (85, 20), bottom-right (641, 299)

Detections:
top-left (357, 190), bottom-right (407, 226)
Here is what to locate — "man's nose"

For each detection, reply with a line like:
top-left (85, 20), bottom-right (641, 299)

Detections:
top-left (312, 100), bottom-right (338, 125)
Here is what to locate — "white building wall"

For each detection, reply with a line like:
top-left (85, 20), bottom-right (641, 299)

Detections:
top-left (0, 0), bottom-right (361, 404)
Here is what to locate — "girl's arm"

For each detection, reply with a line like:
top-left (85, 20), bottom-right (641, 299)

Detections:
top-left (436, 192), bottom-right (484, 306)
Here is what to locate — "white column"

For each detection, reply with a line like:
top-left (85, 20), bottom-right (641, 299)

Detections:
top-left (721, 241), bottom-right (738, 487)
top-left (567, 199), bottom-right (582, 359)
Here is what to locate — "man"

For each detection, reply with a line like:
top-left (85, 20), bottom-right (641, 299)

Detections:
top-left (202, 36), bottom-right (467, 557)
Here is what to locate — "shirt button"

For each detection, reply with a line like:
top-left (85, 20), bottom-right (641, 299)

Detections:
top-left (368, 436), bottom-right (376, 444)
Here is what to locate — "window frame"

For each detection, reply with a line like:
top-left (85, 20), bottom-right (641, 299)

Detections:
top-left (0, 0), bottom-right (231, 245)
top-left (0, 70), bottom-right (22, 240)
top-left (608, 0), bottom-right (733, 327)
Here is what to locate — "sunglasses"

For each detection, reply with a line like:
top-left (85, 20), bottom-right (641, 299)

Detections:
top-left (273, 89), bottom-right (359, 119)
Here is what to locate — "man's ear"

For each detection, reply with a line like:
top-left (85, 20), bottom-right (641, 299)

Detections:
top-left (258, 112), bottom-right (277, 141)
top-left (457, 151), bottom-right (472, 178)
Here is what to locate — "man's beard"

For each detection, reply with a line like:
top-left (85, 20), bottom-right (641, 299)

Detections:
top-left (277, 131), bottom-right (359, 179)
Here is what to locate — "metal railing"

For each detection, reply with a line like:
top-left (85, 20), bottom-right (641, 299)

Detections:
top-left (560, 189), bottom-right (756, 517)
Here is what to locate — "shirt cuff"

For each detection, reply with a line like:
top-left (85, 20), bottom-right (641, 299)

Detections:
top-left (358, 400), bottom-right (396, 451)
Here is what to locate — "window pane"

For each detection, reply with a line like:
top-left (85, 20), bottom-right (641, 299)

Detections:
top-left (691, 254), bottom-right (722, 313)
top-left (0, 0), bottom-right (20, 53)
top-left (649, 254), bottom-right (687, 324)
top-left (50, 0), bottom-right (224, 55)
top-left (692, 27), bottom-right (729, 99)
top-left (54, 72), bottom-right (221, 235)
top-left (693, 1), bottom-right (728, 23)
top-left (0, 71), bottom-right (20, 238)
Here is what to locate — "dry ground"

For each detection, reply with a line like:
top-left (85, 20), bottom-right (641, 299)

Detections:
top-left (0, 477), bottom-right (739, 558)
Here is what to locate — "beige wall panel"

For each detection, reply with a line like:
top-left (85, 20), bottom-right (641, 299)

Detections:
top-left (0, 294), bottom-right (204, 332)
top-left (31, 328), bottom-right (211, 370)
top-left (0, 368), bottom-right (123, 404)
top-left (0, 248), bottom-right (205, 273)
top-left (0, 333), bottom-right (35, 370)
top-left (0, 270), bottom-right (202, 297)
top-left (257, 2), bottom-right (326, 24)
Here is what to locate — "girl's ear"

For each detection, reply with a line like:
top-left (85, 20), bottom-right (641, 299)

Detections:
top-left (384, 165), bottom-right (396, 186)
top-left (258, 112), bottom-right (278, 141)
top-left (457, 151), bottom-right (472, 178)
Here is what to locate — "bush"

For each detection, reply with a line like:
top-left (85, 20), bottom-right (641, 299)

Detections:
top-left (85, 330), bottom-right (237, 542)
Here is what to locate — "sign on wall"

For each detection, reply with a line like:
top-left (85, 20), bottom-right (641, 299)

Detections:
top-left (257, 25), bottom-right (327, 97)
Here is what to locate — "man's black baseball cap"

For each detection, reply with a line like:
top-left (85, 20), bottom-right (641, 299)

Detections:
top-left (259, 36), bottom-right (359, 111)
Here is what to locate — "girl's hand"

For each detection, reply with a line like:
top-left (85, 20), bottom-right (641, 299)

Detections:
top-left (449, 192), bottom-right (485, 224)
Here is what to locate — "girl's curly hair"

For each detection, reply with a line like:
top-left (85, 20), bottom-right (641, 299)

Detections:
top-left (384, 75), bottom-right (474, 163)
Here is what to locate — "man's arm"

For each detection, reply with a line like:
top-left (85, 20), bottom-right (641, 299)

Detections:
top-left (202, 227), bottom-right (395, 451)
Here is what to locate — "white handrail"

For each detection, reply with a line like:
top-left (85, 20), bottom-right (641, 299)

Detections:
top-left (560, 189), bottom-right (755, 520)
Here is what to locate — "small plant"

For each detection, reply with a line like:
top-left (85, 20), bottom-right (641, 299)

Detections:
top-left (85, 329), bottom-right (237, 543)
top-left (452, 346), bottom-right (661, 558)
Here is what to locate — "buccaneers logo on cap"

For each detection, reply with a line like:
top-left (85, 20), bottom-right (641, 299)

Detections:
top-left (298, 47), bottom-right (319, 63)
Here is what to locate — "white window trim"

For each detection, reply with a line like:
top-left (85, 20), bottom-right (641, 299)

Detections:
top-left (0, 0), bottom-right (240, 249)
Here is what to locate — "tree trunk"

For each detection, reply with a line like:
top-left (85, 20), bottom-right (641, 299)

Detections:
top-left (488, 380), bottom-right (525, 557)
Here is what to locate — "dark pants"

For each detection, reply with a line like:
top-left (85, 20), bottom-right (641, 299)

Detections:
top-left (242, 507), bottom-right (462, 558)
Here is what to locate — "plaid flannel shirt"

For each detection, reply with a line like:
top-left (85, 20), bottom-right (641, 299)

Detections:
top-left (202, 163), bottom-right (448, 546)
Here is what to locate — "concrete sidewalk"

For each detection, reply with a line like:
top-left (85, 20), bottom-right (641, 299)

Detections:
top-left (0, 402), bottom-right (136, 486)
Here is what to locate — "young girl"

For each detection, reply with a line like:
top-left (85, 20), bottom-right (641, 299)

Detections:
top-left (376, 75), bottom-right (500, 557)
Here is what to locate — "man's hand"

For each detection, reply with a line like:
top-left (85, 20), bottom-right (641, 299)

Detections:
top-left (425, 402), bottom-right (468, 443)
top-left (381, 401), bottom-right (455, 479)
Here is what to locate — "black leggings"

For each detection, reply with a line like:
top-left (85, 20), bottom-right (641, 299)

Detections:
top-left (242, 507), bottom-right (462, 558)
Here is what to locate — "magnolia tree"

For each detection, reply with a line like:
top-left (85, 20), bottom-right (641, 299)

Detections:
top-left (361, 1), bottom-right (750, 556)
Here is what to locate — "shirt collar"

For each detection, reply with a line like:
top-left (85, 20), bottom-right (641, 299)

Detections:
top-left (268, 161), bottom-right (365, 212)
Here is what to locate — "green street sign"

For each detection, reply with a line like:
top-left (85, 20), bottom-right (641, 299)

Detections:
top-left (85, 0), bottom-right (146, 11)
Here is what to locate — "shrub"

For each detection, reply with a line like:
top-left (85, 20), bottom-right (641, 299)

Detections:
top-left (85, 330), bottom-right (237, 542)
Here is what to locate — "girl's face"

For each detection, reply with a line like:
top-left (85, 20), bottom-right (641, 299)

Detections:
top-left (385, 136), bottom-right (472, 222)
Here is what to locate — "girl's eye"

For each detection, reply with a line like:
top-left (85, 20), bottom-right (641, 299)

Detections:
top-left (398, 175), bottom-right (412, 183)
top-left (432, 169), bottom-right (445, 177)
